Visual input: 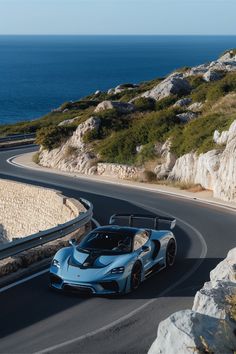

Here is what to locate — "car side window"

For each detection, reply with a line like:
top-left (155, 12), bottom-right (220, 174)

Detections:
top-left (133, 230), bottom-right (149, 251)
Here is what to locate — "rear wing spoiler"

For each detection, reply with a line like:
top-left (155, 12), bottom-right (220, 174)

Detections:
top-left (109, 214), bottom-right (176, 230)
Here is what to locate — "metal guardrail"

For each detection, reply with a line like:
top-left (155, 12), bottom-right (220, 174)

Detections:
top-left (0, 198), bottom-right (93, 261)
top-left (0, 133), bottom-right (36, 143)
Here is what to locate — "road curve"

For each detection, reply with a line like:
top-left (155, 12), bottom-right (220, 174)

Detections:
top-left (0, 146), bottom-right (235, 354)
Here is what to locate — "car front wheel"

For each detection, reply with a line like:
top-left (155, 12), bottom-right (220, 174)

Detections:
top-left (166, 239), bottom-right (176, 267)
top-left (130, 262), bottom-right (142, 291)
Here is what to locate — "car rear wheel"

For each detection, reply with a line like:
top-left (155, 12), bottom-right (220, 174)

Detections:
top-left (166, 239), bottom-right (176, 267)
top-left (130, 262), bottom-right (142, 291)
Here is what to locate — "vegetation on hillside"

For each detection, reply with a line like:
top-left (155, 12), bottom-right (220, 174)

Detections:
top-left (1, 59), bottom-right (236, 167)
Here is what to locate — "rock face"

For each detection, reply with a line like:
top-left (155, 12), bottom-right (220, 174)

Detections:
top-left (142, 73), bottom-right (191, 101)
top-left (169, 119), bottom-right (236, 202)
top-left (38, 116), bottom-right (101, 175)
top-left (94, 100), bottom-right (135, 114)
top-left (154, 140), bottom-right (176, 179)
top-left (148, 248), bottom-right (236, 354)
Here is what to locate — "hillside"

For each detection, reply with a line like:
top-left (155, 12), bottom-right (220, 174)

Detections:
top-left (2, 49), bottom-right (236, 202)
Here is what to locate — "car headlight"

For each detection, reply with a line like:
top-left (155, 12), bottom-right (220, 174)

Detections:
top-left (110, 266), bottom-right (125, 274)
top-left (52, 259), bottom-right (60, 268)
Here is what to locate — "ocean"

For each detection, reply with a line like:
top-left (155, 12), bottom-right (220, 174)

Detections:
top-left (0, 35), bottom-right (236, 125)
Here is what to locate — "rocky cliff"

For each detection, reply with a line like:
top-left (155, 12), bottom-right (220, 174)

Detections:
top-left (37, 50), bottom-right (236, 203)
top-left (148, 248), bottom-right (236, 354)
top-left (169, 119), bottom-right (236, 202)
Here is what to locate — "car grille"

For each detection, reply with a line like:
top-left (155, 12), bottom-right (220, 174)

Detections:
top-left (63, 284), bottom-right (94, 295)
top-left (100, 281), bottom-right (119, 292)
top-left (50, 273), bottom-right (62, 285)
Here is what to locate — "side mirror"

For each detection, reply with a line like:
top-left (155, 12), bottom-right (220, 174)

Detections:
top-left (69, 239), bottom-right (76, 247)
top-left (141, 245), bottom-right (150, 253)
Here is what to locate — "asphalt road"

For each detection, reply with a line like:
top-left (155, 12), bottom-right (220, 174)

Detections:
top-left (0, 146), bottom-right (235, 354)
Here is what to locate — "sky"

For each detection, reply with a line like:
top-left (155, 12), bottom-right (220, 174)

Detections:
top-left (0, 0), bottom-right (236, 35)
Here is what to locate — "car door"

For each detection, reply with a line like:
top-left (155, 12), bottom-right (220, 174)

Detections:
top-left (133, 230), bottom-right (152, 271)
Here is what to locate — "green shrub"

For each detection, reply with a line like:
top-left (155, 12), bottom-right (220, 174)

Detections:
top-left (135, 143), bottom-right (157, 165)
top-left (170, 112), bottom-right (235, 156)
top-left (133, 97), bottom-right (156, 112)
top-left (98, 109), bottom-right (180, 164)
top-left (64, 145), bottom-right (78, 158)
top-left (83, 128), bottom-right (99, 143)
top-left (36, 125), bottom-right (75, 150)
top-left (142, 170), bottom-right (157, 182)
top-left (155, 96), bottom-right (178, 111)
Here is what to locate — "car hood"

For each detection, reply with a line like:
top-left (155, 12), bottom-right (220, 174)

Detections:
top-left (56, 247), bottom-right (133, 283)
top-left (69, 248), bottom-right (122, 268)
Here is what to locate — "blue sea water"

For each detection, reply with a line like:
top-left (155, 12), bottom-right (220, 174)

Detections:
top-left (0, 35), bottom-right (236, 125)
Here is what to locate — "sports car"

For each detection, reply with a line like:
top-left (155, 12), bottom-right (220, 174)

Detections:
top-left (49, 214), bottom-right (177, 295)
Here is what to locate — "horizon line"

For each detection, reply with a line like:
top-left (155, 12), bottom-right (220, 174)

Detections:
top-left (0, 34), bottom-right (236, 36)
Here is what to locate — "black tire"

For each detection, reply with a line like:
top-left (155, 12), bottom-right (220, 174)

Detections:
top-left (130, 262), bottom-right (142, 291)
top-left (166, 239), bottom-right (176, 268)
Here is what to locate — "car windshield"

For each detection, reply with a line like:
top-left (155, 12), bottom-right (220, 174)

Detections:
top-left (78, 230), bottom-right (133, 254)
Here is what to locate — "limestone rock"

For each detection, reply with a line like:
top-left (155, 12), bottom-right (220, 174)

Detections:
top-left (154, 140), bottom-right (176, 179)
top-left (169, 119), bottom-right (236, 202)
top-left (148, 248), bottom-right (236, 354)
top-left (39, 116), bottom-right (101, 175)
top-left (94, 100), bottom-right (135, 114)
top-left (58, 117), bottom-right (79, 126)
top-left (174, 97), bottom-right (192, 108)
top-left (203, 69), bottom-right (224, 82)
top-left (187, 102), bottom-right (203, 112)
top-left (176, 111), bottom-right (198, 123)
top-left (210, 248), bottom-right (236, 284)
top-left (142, 73), bottom-right (191, 101)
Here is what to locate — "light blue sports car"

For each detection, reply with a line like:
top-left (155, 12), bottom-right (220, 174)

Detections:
top-left (49, 214), bottom-right (177, 295)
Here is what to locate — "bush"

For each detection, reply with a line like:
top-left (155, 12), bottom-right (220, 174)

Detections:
top-left (64, 145), bottom-right (78, 158)
top-left (135, 143), bottom-right (156, 165)
top-left (142, 170), bottom-right (157, 182)
top-left (155, 96), bottom-right (178, 111)
top-left (170, 112), bottom-right (235, 156)
top-left (133, 97), bottom-right (155, 112)
top-left (98, 109), bottom-right (180, 164)
top-left (36, 126), bottom-right (75, 150)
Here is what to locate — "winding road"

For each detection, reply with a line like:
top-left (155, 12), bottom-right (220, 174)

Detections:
top-left (0, 145), bottom-right (235, 354)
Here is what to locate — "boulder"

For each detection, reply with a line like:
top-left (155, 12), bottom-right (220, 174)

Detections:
top-left (176, 112), bottom-right (198, 123)
top-left (203, 69), bottom-right (224, 82)
top-left (154, 140), bottom-right (176, 179)
top-left (58, 117), bottom-right (79, 126)
top-left (142, 73), bottom-right (191, 101)
top-left (187, 102), bottom-right (203, 112)
top-left (174, 97), bottom-right (192, 108)
top-left (94, 100), bottom-right (135, 114)
top-left (148, 248), bottom-right (236, 354)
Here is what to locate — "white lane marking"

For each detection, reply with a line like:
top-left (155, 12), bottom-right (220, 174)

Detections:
top-left (7, 153), bottom-right (236, 214)
top-left (35, 205), bottom-right (207, 354)
top-left (0, 269), bottom-right (49, 294)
